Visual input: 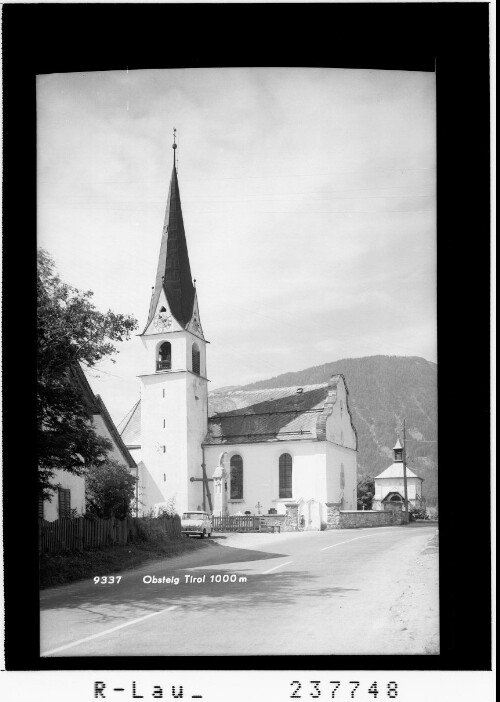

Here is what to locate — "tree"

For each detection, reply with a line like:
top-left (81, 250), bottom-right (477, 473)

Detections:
top-left (357, 476), bottom-right (375, 510)
top-left (85, 459), bottom-right (137, 520)
top-left (37, 249), bottom-right (137, 498)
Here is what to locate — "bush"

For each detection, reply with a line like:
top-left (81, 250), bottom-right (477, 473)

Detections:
top-left (357, 476), bottom-right (375, 510)
top-left (150, 497), bottom-right (177, 518)
top-left (409, 507), bottom-right (429, 521)
top-left (86, 459), bottom-right (137, 520)
top-left (131, 517), bottom-right (176, 545)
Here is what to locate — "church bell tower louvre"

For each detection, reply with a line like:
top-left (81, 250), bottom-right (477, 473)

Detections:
top-left (138, 130), bottom-right (208, 515)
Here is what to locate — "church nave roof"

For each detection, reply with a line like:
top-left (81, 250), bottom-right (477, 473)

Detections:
top-left (205, 383), bottom-right (330, 445)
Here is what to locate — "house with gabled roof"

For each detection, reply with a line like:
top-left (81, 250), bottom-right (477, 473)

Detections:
top-left (42, 363), bottom-right (137, 521)
top-left (118, 138), bottom-right (358, 526)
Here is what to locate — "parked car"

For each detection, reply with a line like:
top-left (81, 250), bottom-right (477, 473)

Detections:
top-left (181, 511), bottom-right (212, 538)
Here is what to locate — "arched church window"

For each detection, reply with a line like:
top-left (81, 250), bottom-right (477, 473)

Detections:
top-left (192, 342), bottom-right (201, 375)
top-left (230, 455), bottom-right (243, 499)
top-left (157, 341), bottom-right (171, 371)
top-left (279, 453), bottom-right (293, 499)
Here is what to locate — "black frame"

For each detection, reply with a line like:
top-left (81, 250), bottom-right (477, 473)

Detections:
top-left (2, 0), bottom-right (491, 675)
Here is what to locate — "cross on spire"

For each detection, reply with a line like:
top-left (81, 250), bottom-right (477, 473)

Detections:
top-left (172, 128), bottom-right (177, 169)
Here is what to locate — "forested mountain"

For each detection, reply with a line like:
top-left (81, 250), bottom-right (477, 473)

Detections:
top-left (237, 356), bottom-right (438, 505)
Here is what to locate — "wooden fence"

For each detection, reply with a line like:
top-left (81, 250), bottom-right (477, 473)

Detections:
top-left (39, 515), bottom-right (181, 554)
top-left (211, 515), bottom-right (261, 532)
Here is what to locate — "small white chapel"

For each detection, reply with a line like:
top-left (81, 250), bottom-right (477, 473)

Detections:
top-left (119, 138), bottom-right (359, 528)
top-left (372, 438), bottom-right (424, 511)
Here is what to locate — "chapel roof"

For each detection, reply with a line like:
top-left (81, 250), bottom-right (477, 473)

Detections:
top-left (142, 162), bottom-right (195, 332)
top-left (374, 463), bottom-right (422, 480)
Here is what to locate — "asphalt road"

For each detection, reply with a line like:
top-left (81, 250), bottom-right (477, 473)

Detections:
top-left (40, 524), bottom-right (439, 657)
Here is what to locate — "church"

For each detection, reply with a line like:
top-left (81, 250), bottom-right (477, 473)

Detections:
top-left (42, 363), bottom-right (137, 521)
top-left (119, 140), bottom-right (358, 527)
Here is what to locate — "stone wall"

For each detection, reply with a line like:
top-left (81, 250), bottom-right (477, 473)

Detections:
top-left (340, 510), bottom-right (393, 528)
top-left (259, 504), bottom-right (411, 531)
top-left (284, 502), bottom-right (299, 531)
top-left (259, 514), bottom-right (286, 532)
top-left (325, 503), bottom-right (408, 529)
top-left (326, 502), bottom-right (342, 529)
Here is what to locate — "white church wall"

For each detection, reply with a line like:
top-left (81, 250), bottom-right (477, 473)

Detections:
top-left (186, 372), bottom-right (209, 510)
top-left (342, 447), bottom-right (357, 509)
top-left (325, 442), bottom-right (357, 509)
top-left (43, 469), bottom-right (86, 521)
top-left (325, 376), bottom-right (357, 450)
top-left (140, 371), bottom-right (189, 514)
top-left (137, 460), bottom-right (165, 515)
top-left (204, 441), bottom-right (327, 516)
top-left (374, 476), bottom-right (421, 502)
top-left (289, 445), bottom-right (327, 511)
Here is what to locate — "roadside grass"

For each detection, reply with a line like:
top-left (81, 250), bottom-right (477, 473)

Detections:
top-left (40, 536), bottom-right (213, 589)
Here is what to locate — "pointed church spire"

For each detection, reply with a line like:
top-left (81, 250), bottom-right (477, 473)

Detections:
top-left (143, 132), bottom-right (195, 332)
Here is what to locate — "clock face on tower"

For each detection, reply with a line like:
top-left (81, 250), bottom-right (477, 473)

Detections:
top-left (153, 312), bottom-right (172, 332)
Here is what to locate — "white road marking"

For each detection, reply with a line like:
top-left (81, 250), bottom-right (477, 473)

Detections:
top-left (262, 561), bottom-right (293, 574)
top-left (42, 605), bottom-right (178, 656)
top-left (320, 533), bottom-right (382, 551)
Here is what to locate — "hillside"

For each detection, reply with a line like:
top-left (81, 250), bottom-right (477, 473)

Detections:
top-left (238, 355), bottom-right (438, 506)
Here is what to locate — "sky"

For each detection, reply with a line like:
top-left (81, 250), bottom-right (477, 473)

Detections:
top-left (37, 67), bottom-right (436, 426)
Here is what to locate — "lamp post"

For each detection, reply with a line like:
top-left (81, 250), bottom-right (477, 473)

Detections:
top-left (402, 418), bottom-right (409, 521)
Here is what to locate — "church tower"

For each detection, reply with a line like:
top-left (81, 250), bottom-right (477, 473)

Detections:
top-left (138, 133), bottom-right (208, 515)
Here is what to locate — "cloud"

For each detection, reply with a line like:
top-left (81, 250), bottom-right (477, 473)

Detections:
top-left (38, 67), bottom-right (436, 423)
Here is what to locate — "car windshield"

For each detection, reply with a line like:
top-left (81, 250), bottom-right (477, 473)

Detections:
top-left (182, 513), bottom-right (205, 520)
